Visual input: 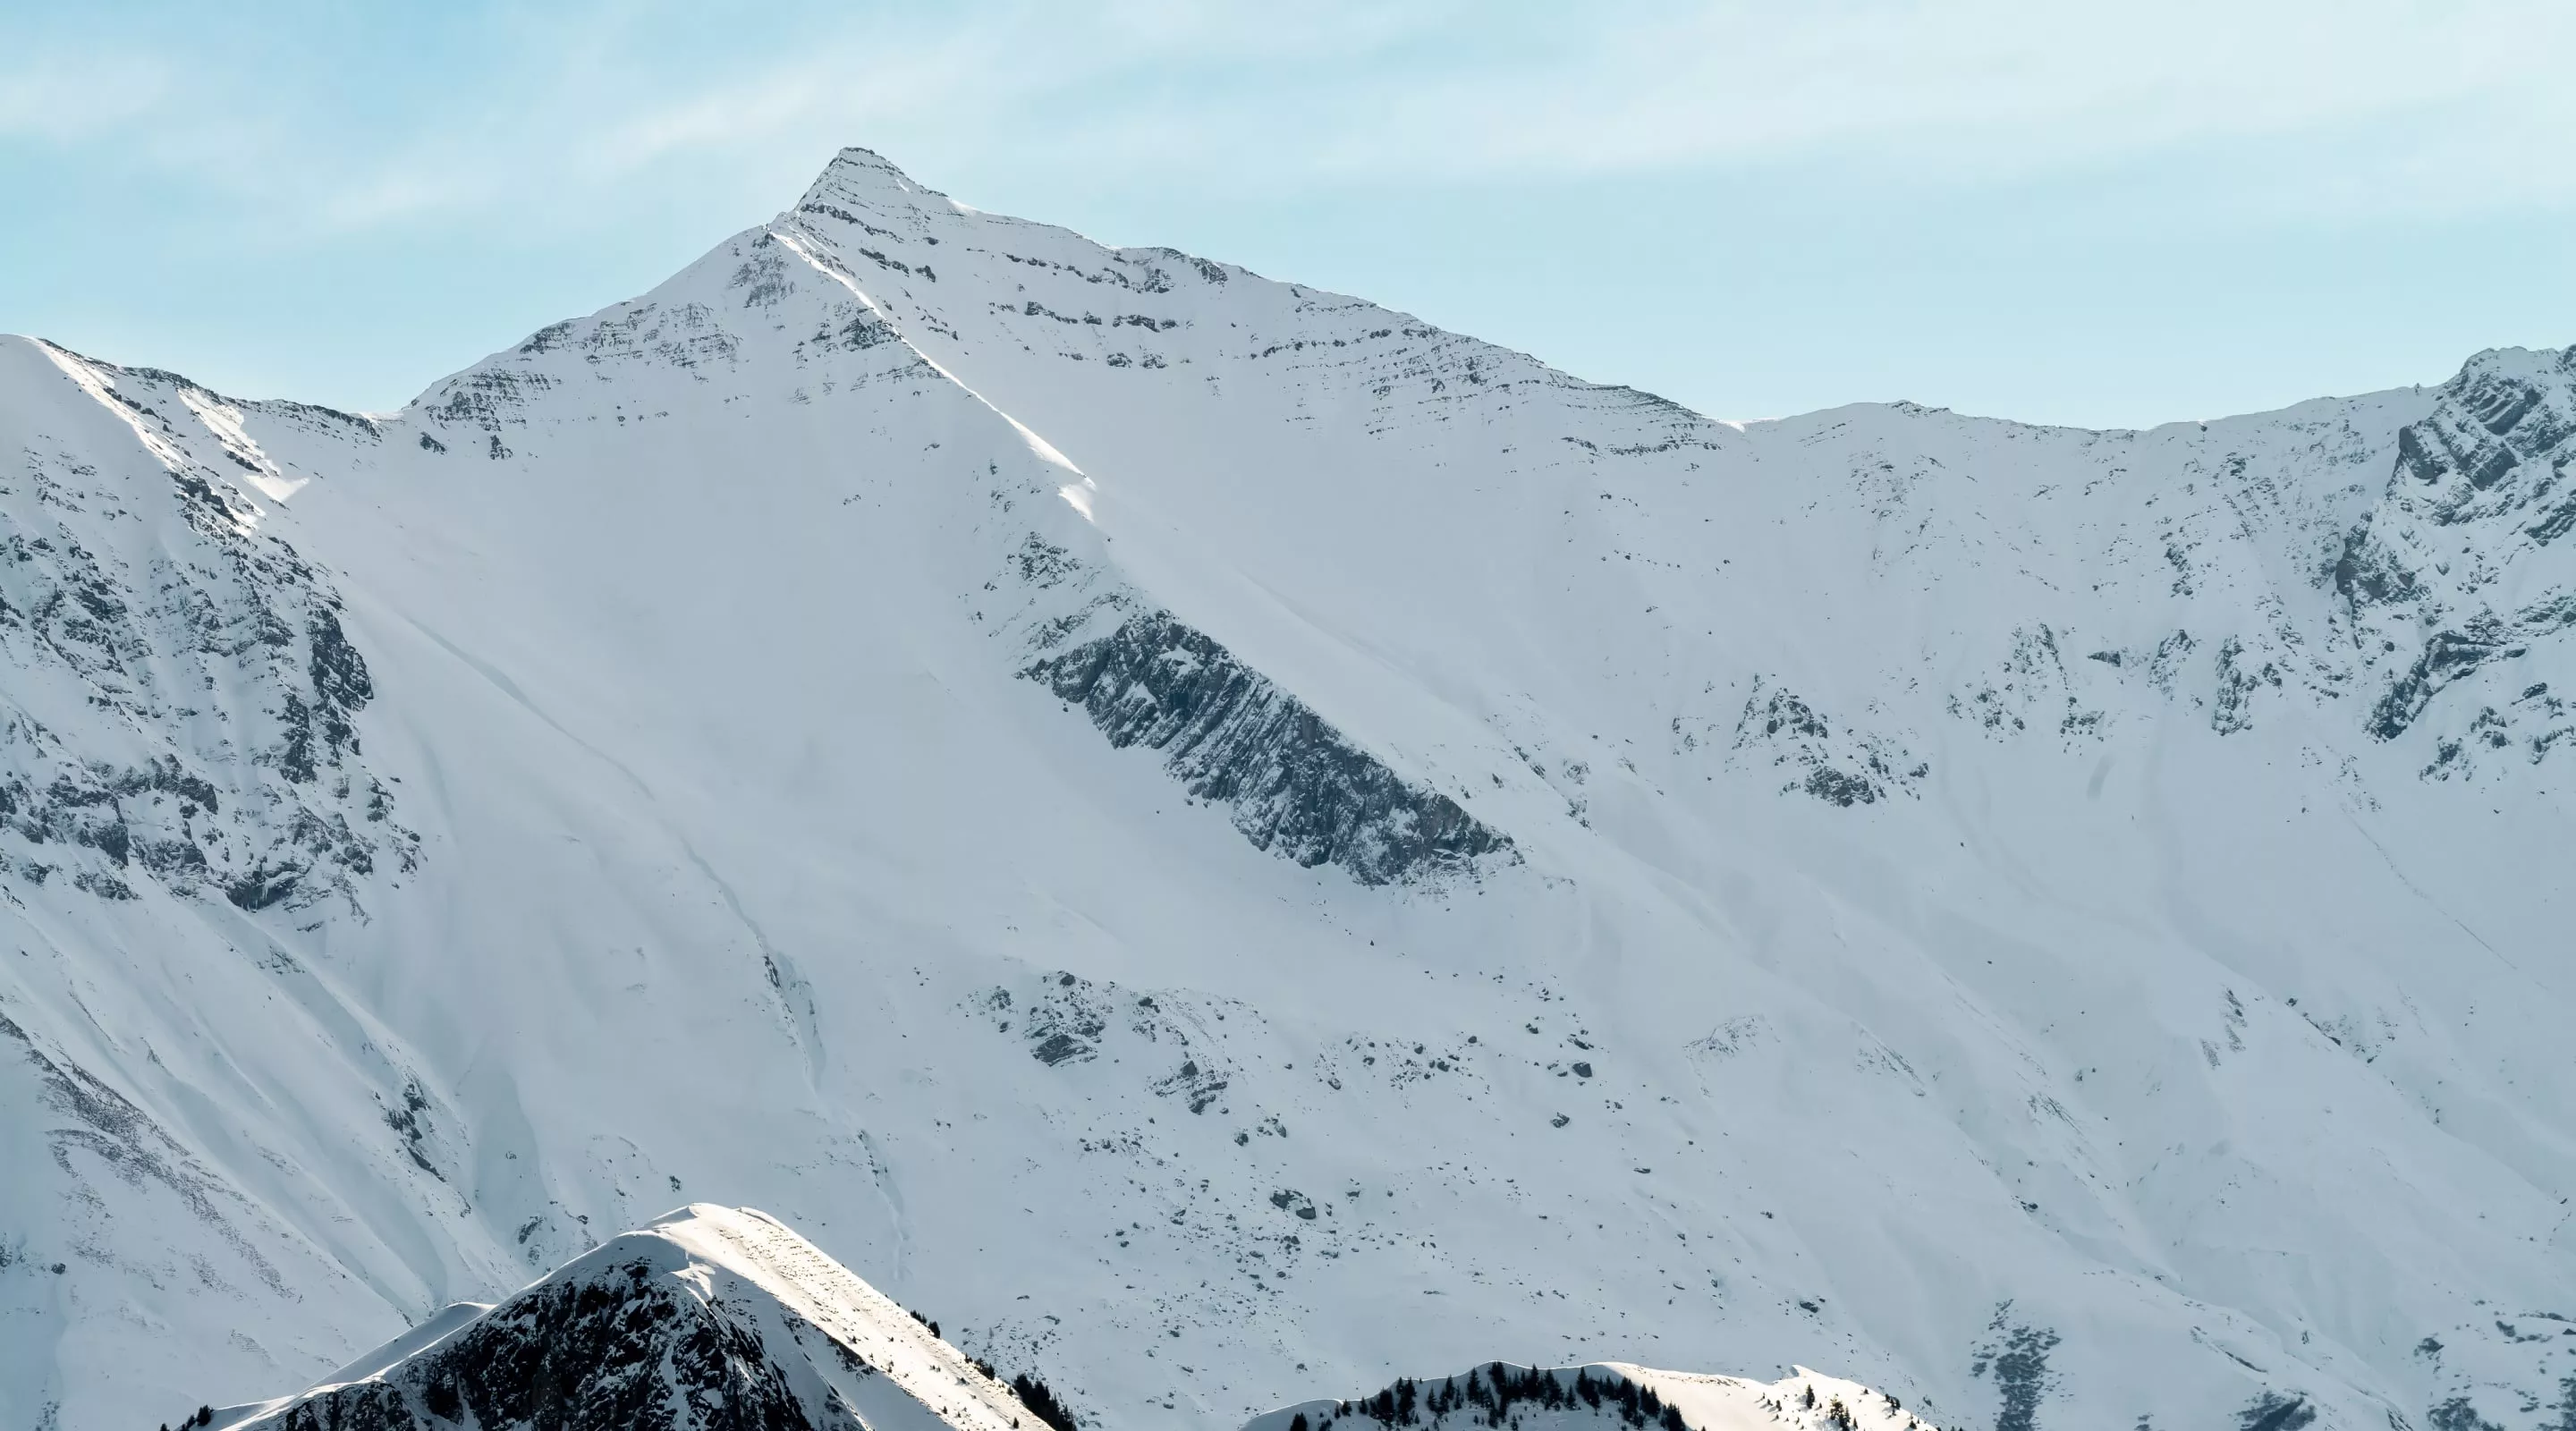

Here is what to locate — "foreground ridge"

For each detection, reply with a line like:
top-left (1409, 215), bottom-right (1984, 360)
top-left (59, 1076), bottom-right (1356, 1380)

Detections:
top-left (211, 1211), bottom-right (1928, 1431)
top-left (211, 1206), bottom-right (1054, 1431)
top-left (1249, 1363), bottom-right (1937, 1431)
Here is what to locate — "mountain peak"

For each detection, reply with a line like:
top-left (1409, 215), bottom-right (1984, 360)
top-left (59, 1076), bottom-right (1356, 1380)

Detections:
top-left (797, 144), bottom-right (955, 218)
top-left (2444, 342), bottom-right (2572, 390)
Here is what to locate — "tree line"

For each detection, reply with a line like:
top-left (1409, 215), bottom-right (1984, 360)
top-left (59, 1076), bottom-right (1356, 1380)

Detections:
top-left (1303, 1365), bottom-right (1689, 1431)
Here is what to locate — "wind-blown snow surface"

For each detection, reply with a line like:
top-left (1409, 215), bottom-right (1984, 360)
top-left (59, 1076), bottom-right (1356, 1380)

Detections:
top-left (4, 148), bottom-right (2573, 1430)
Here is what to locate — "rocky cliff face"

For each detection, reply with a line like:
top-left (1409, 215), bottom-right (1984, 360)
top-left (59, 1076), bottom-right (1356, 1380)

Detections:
top-left (1025, 611), bottom-right (1509, 885)
top-left (0, 343), bottom-right (412, 914)
top-left (2335, 347), bottom-right (2576, 768)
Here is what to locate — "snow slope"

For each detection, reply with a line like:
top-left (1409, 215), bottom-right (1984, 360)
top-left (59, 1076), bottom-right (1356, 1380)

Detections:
top-left (4, 147), bottom-right (2574, 1431)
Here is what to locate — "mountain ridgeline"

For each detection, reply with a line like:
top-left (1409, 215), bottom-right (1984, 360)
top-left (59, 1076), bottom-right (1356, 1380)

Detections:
top-left (208, 1207), bottom-right (1938, 1431)
top-left (3, 147), bottom-right (2572, 1431)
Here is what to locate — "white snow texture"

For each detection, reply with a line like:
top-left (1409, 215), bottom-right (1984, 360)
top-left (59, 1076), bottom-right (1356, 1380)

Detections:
top-left (3, 147), bottom-right (2572, 1431)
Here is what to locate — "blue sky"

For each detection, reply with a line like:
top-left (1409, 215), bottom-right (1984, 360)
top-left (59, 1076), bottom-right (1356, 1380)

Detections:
top-left (4, 1), bottom-right (2572, 428)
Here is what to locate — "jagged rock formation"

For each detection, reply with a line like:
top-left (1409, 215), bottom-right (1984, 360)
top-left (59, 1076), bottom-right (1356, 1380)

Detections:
top-left (1026, 611), bottom-right (1508, 884)
top-left (2334, 347), bottom-right (2576, 766)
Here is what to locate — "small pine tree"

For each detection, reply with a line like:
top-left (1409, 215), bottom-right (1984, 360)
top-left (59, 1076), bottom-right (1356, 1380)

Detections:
top-left (1292, 1414), bottom-right (1311, 1431)
top-left (1658, 1404), bottom-right (1684, 1431)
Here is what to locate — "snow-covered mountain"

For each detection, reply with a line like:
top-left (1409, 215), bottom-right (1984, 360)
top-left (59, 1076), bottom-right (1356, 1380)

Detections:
top-left (209, 1205), bottom-right (1933, 1431)
top-left (4, 147), bottom-right (2573, 1431)
top-left (210, 1205), bottom-right (1059, 1431)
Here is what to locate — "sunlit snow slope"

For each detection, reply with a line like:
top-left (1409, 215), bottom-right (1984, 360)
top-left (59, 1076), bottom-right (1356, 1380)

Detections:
top-left (4, 148), bottom-right (2573, 1431)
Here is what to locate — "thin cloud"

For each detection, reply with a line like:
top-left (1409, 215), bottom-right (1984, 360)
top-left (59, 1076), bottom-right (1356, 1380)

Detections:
top-left (0, 52), bottom-right (169, 140)
top-left (17, 4), bottom-right (2576, 244)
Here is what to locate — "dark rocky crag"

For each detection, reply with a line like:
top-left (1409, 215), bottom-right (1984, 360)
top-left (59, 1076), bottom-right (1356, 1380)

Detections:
top-left (1025, 610), bottom-right (1510, 885)
top-left (258, 1260), bottom-right (821, 1431)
